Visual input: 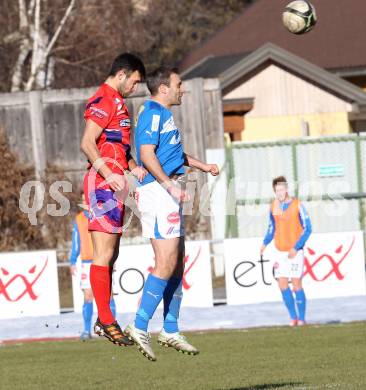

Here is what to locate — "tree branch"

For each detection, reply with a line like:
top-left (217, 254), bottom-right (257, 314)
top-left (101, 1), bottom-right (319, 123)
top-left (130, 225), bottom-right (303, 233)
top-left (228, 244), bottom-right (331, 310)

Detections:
top-left (11, 38), bottom-right (31, 92)
top-left (46, 0), bottom-right (76, 57)
top-left (3, 31), bottom-right (23, 45)
top-left (27, 0), bottom-right (36, 18)
top-left (11, 0), bottom-right (31, 91)
top-left (18, 0), bottom-right (28, 30)
top-left (24, 0), bottom-right (40, 91)
top-left (56, 48), bottom-right (115, 65)
top-left (25, 0), bottom-right (76, 91)
top-left (30, 0), bottom-right (41, 76)
top-left (55, 57), bottom-right (104, 75)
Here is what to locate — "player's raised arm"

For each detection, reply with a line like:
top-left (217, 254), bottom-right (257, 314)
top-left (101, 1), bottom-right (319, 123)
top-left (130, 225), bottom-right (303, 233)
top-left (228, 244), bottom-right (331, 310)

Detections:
top-left (183, 153), bottom-right (219, 176)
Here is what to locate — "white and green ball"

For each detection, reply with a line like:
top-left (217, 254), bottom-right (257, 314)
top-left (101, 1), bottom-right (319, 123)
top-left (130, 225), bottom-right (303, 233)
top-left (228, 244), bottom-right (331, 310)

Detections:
top-left (282, 1), bottom-right (317, 34)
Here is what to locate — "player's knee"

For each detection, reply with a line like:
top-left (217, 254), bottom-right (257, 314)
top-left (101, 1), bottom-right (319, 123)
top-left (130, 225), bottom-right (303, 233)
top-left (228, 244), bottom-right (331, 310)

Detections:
top-left (93, 248), bottom-right (115, 266)
top-left (291, 279), bottom-right (302, 291)
top-left (155, 262), bottom-right (174, 278)
top-left (165, 261), bottom-right (178, 277)
top-left (84, 289), bottom-right (93, 301)
top-left (278, 279), bottom-right (288, 290)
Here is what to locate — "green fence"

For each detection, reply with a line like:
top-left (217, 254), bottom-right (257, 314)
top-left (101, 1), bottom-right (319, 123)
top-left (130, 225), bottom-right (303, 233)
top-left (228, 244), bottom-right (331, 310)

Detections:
top-left (225, 134), bottom-right (366, 240)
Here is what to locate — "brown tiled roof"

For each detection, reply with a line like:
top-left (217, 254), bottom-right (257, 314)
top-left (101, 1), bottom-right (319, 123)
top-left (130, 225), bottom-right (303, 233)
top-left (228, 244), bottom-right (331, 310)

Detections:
top-left (180, 0), bottom-right (366, 73)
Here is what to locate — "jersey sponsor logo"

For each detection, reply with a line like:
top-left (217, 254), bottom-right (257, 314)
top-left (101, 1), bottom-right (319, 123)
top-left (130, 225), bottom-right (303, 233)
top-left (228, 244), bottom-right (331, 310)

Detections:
top-left (166, 226), bottom-right (181, 235)
top-left (146, 114), bottom-right (160, 136)
top-left (167, 212), bottom-right (180, 224)
top-left (161, 116), bottom-right (177, 134)
top-left (169, 133), bottom-right (181, 145)
top-left (147, 291), bottom-right (159, 300)
top-left (151, 114), bottom-right (160, 131)
top-left (120, 119), bottom-right (131, 127)
top-left (90, 106), bottom-right (108, 118)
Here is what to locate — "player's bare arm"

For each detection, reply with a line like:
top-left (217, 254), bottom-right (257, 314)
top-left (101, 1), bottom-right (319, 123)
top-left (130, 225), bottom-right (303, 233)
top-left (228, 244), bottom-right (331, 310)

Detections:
top-left (80, 119), bottom-right (125, 192)
top-left (127, 158), bottom-right (148, 182)
top-left (140, 144), bottom-right (189, 201)
top-left (260, 244), bottom-right (266, 256)
top-left (183, 153), bottom-right (219, 176)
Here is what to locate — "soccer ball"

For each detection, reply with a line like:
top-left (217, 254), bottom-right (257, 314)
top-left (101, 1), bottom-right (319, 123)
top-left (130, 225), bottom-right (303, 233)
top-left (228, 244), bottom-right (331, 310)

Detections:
top-left (282, 1), bottom-right (317, 34)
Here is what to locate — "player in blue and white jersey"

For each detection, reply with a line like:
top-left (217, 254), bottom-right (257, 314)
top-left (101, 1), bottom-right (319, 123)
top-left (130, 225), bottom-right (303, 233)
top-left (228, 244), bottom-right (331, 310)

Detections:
top-left (124, 68), bottom-right (219, 361)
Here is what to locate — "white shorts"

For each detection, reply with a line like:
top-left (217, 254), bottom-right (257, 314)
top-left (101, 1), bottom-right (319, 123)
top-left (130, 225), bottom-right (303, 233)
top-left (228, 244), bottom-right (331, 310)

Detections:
top-left (80, 261), bottom-right (92, 290)
top-left (272, 249), bottom-right (304, 279)
top-left (136, 181), bottom-right (184, 239)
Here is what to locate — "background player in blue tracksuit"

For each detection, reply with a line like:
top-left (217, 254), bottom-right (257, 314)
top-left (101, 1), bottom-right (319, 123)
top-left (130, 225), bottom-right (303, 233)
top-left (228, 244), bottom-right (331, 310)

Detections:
top-left (69, 193), bottom-right (116, 340)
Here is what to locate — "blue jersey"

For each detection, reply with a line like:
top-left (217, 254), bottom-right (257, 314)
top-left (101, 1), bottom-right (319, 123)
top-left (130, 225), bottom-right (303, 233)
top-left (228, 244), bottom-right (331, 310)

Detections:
top-left (134, 100), bottom-right (185, 185)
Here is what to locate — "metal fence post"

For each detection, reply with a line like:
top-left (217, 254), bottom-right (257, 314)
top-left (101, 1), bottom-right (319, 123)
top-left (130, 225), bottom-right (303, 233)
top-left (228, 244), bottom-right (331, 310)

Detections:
top-left (355, 134), bottom-right (366, 261)
top-left (292, 141), bottom-right (299, 198)
top-left (225, 142), bottom-right (238, 238)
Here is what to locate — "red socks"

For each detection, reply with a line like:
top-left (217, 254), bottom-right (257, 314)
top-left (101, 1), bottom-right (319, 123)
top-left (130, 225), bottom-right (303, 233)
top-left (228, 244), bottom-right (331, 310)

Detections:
top-left (90, 264), bottom-right (115, 325)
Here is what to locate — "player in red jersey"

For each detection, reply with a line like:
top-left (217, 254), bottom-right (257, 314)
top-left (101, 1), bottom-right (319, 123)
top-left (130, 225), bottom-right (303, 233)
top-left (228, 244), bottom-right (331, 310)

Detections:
top-left (80, 53), bottom-right (146, 346)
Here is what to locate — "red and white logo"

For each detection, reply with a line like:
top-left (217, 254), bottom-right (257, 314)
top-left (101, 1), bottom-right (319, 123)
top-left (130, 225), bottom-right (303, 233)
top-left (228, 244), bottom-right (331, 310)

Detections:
top-left (0, 259), bottom-right (48, 302)
top-left (0, 251), bottom-right (60, 319)
top-left (304, 236), bottom-right (355, 282)
top-left (167, 212), bottom-right (180, 224)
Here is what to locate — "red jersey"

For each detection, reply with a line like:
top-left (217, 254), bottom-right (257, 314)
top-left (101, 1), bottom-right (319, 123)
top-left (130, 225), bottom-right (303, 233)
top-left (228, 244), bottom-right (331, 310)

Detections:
top-left (84, 83), bottom-right (131, 174)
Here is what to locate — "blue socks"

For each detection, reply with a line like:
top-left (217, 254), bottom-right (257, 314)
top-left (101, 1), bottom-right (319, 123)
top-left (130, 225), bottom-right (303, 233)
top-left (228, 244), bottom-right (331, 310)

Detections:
top-left (281, 288), bottom-right (297, 320)
top-left (295, 289), bottom-right (306, 321)
top-left (82, 301), bottom-right (93, 333)
top-left (163, 277), bottom-right (183, 334)
top-left (135, 274), bottom-right (168, 331)
top-left (110, 297), bottom-right (116, 319)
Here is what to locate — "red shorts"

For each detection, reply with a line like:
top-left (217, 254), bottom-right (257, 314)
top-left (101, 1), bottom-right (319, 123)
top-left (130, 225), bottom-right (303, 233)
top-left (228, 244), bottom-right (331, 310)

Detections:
top-left (83, 169), bottom-right (127, 234)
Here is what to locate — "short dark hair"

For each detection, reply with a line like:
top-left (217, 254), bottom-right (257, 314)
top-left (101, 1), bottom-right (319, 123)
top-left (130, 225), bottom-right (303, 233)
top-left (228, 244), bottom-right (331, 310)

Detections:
top-left (272, 176), bottom-right (287, 189)
top-left (109, 53), bottom-right (146, 79)
top-left (146, 67), bottom-right (178, 96)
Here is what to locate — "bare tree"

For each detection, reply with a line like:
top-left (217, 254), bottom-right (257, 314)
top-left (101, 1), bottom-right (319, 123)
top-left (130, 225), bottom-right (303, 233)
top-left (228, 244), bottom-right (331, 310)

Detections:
top-left (0, 0), bottom-right (253, 92)
top-left (5, 0), bottom-right (76, 92)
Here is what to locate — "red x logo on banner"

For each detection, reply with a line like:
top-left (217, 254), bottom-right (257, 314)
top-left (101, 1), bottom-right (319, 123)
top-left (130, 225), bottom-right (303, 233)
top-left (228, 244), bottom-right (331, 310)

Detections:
top-left (0, 258), bottom-right (48, 302)
top-left (303, 237), bottom-right (355, 282)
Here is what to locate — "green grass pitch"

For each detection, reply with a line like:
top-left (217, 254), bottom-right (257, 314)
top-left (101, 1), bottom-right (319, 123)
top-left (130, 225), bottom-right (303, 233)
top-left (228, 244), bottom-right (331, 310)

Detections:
top-left (2, 322), bottom-right (365, 390)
